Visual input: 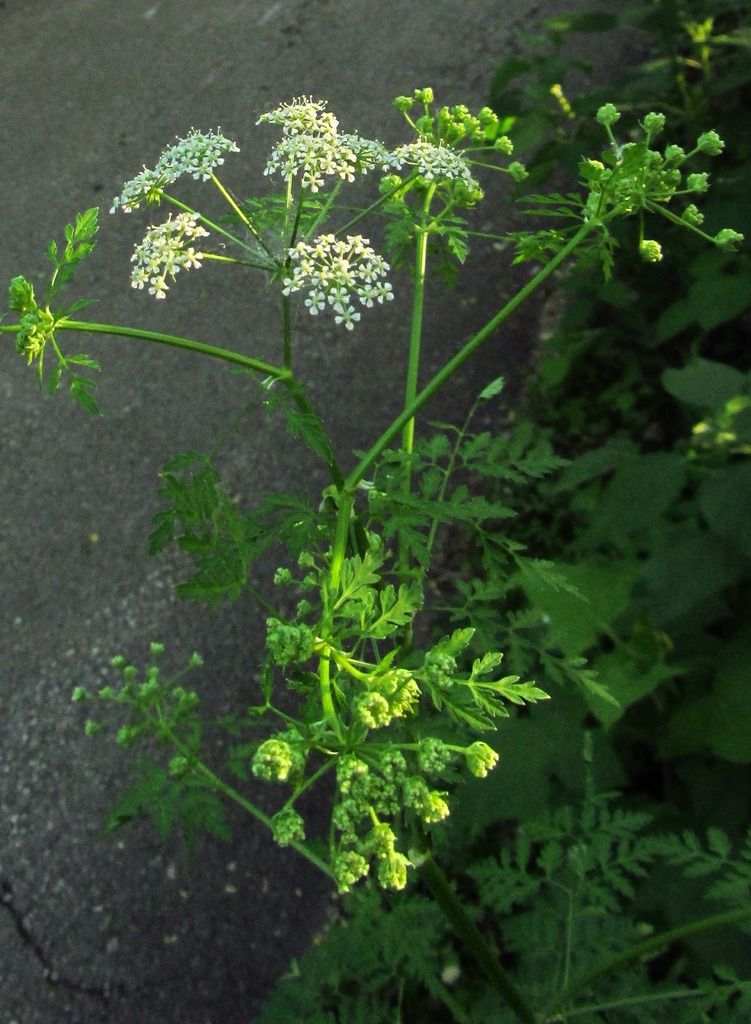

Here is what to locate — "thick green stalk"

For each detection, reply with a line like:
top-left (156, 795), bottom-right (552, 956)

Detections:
top-left (398, 184), bottom-right (435, 571)
top-left (282, 294), bottom-right (293, 371)
top-left (317, 489), bottom-right (354, 740)
top-left (547, 904), bottom-right (751, 1018)
top-left (345, 219), bottom-right (599, 491)
top-left (48, 319), bottom-right (290, 379)
top-left (415, 849), bottom-right (538, 1024)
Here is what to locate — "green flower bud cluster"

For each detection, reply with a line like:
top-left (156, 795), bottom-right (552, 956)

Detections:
top-left (417, 737), bottom-right (453, 774)
top-left (581, 107), bottom-right (744, 260)
top-left (465, 740), bottom-right (499, 778)
top-left (422, 649), bottom-right (458, 690)
top-left (266, 617), bottom-right (315, 667)
top-left (389, 87), bottom-right (523, 199)
top-left (271, 806), bottom-right (305, 847)
top-left (252, 734), bottom-right (305, 782)
top-left (403, 777), bottom-right (450, 823)
top-left (9, 276), bottom-right (55, 367)
top-left (639, 239), bottom-right (663, 263)
top-left (73, 647), bottom-right (206, 781)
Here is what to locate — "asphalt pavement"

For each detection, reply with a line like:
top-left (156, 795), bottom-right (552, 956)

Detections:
top-left (0, 2), bottom-right (626, 1021)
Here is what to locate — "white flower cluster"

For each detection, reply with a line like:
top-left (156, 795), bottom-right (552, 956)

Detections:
top-left (257, 96), bottom-right (389, 192)
top-left (130, 212), bottom-right (209, 299)
top-left (111, 128), bottom-right (239, 213)
top-left (257, 95), bottom-right (340, 136)
top-left (387, 139), bottom-right (479, 191)
top-left (282, 233), bottom-right (393, 330)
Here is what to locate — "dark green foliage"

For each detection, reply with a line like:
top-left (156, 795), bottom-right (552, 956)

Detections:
top-left (254, 778), bottom-right (751, 1023)
top-left (107, 758), bottom-right (231, 852)
top-left (149, 449), bottom-right (322, 604)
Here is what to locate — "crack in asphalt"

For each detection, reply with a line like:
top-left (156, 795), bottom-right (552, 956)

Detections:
top-left (1, 875), bottom-right (128, 1006)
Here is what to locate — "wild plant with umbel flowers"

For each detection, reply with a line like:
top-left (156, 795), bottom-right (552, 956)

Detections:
top-left (2, 88), bottom-right (744, 1023)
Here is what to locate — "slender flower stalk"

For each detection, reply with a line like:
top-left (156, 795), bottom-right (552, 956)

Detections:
top-left (346, 217), bottom-right (604, 491)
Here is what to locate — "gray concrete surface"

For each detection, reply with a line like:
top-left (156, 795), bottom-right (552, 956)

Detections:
top-left (0, 1), bottom-right (621, 1021)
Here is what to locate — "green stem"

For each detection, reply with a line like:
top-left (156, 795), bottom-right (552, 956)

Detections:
top-left (49, 319), bottom-right (290, 379)
top-left (194, 760), bottom-right (333, 877)
top-left (321, 490), bottom-right (355, 737)
top-left (547, 904), bottom-right (751, 1017)
top-left (346, 219), bottom-right (599, 491)
top-left (398, 185), bottom-right (435, 570)
top-left (201, 252), bottom-right (274, 271)
top-left (282, 294), bottom-right (293, 371)
top-left (305, 180), bottom-right (343, 239)
top-left (162, 192), bottom-right (274, 263)
top-left (335, 171), bottom-right (420, 237)
top-left (149, 706), bottom-right (332, 878)
top-left (401, 185), bottom-right (435, 478)
top-left (563, 987), bottom-right (706, 1019)
top-left (415, 849), bottom-right (538, 1024)
top-left (210, 173), bottom-right (276, 262)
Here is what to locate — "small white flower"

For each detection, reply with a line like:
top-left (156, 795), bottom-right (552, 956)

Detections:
top-left (283, 234), bottom-right (393, 330)
top-left (130, 212), bottom-right (209, 298)
top-left (257, 96), bottom-right (340, 136)
top-left (386, 139), bottom-right (479, 191)
top-left (258, 96), bottom-right (390, 191)
top-left (111, 128), bottom-right (239, 213)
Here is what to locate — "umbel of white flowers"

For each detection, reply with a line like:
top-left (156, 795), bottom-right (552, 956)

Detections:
top-left (110, 97), bottom-right (481, 326)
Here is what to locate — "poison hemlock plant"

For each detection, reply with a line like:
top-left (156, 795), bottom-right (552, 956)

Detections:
top-left (3, 82), bottom-right (747, 1023)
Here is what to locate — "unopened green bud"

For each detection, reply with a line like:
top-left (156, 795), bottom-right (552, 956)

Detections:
top-left (334, 850), bottom-right (369, 893)
top-left (404, 776), bottom-right (450, 823)
top-left (188, 651), bottom-right (203, 669)
top-left (714, 228), bottom-right (744, 252)
top-left (266, 617), bottom-right (315, 666)
top-left (663, 144), bottom-right (686, 165)
top-left (418, 737), bottom-right (452, 774)
top-left (97, 685), bottom-right (113, 699)
top-left (355, 691), bottom-right (392, 729)
top-left (642, 112), bottom-right (666, 135)
top-left (273, 567), bottom-right (294, 586)
top-left (596, 103), bottom-right (620, 127)
top-left (366, 822), bottom-right (397, 858)
top-left (465, 741), bottom-right (499, 778)
top-left (639, 239), bottom-right (663, 263)
top-left (110, 655), bottom-right (126, 669)
top-left (336, 754), bottom-right (369, 793)
top-left (393, 95), bottom-right (413, 113)
top-left (116, 725), bottom-right (138, 748)
top-left (169, 755), bottom-right (189, 777)
top-left (149, 641), bottom-right (165, 657)
top-left (71, 686), bottom-right (88, 703)
top-left (681, 203), bottom-right (704, 227)
top-left (271, 807), bottom-right (305, 847)
top-left (507, 161), bottom-right (528, 182)
top-left (252, 738), bottom-right (296, 782)
top-left (84, 719), bottom-right (101, 737)
top-left (696, 130), bottom-right (724, 156)
top-left (377, 850), bottom-right (409, 891)
top-left (415, 86), bottom-right (434, 105)
top-left (493, 135), bottom-right (514, 155)
top-left (686, 172), bottom-right (710, 193)
top-left (422, 790), bottom-right (450, 823)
